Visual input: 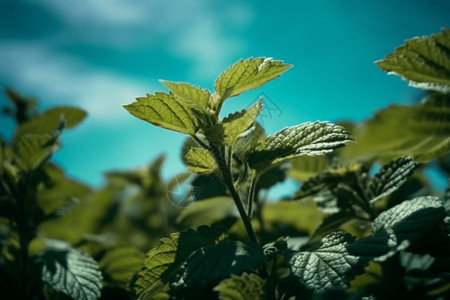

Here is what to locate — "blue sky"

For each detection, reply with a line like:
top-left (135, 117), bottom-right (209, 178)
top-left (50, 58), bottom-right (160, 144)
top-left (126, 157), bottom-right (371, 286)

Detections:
top-left (0, 0), bottom-right (449, 187)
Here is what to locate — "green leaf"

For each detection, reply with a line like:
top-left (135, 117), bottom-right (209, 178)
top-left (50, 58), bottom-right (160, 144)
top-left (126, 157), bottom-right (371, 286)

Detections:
top-left (376, 28), bottom-right (450, 93)
top-left (39, 242), bottom-right (103, 300)
top-left (170, 241), bottom-right (265, 297)
top-left (368, 156), bottom-right (417, 203)
top-left (175, 197), bottom-right (237, 228)
top-left (15, 133), bottom-right (60, 171)
top-left (14, 106), bottom-right (86, 144)
top-left (134, 226), bottom-right (226, 299)
top-left (99, 247), bottom-right (144, 286)
top-left (213, 273), bottom-right (265, 300)
top-left (222, 99), bottom-right (264, 147)
top-left (371, 196), bottom-right (443, 233)
top-left (161, 80), bottom-right (211, 109)
top-left (185, 147), bottom-right (218, 174)
top-left (289, 155), bottom-right (330, 183)
top-left (247, 121), bottom-right (353, 170)
top-left (289, 231), bottom-right (366, 292)
top-left (123, 92), bottom-right (197, 135)
top-left (347, 197), bottom-right (450, 261)
top-left (214, 57), bottom-right (292, 100)
top-left (342, 93), bottom-right (450, 162)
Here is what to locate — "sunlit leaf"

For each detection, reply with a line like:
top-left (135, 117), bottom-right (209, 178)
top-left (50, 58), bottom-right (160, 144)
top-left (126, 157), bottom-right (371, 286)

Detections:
top-left (185, 147), bottom-right (218, 174)
top-left (222, 99), bottom-right (264, 147)
top-left (368, 156), bottom-right (418, 203)
top-left (170, 241), bottom-right (265, 297)
top-left (214, 57), bottom-right (292, 100)
top-left (289, 231), bottom-right (366, 292)
top-left (161, 80), bottom-right (211, 109)
top-left (248, 121), bottom-right (353, 170)
top-left (376, 28), bottom-right (450, 93)
top-left (123, 92), bottom-right (197, 135)
top-left (39, 242), bottom-right (102, 300)
top-left (99, 247), bottom-right (144, 286)
top-left (213, 273), bottom-right (265, 300)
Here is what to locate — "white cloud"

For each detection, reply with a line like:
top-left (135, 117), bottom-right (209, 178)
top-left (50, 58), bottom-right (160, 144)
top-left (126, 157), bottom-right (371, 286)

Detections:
top-left (0, 42), bottom-right (155, 122)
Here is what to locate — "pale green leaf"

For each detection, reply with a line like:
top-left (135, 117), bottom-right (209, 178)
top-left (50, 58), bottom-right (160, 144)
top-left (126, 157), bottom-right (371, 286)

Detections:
top-left (342, 94), bottom-right (450, 162)
top-left (222, 99), bottom-right (264, 147)
top-left (123, 92), bottom-right (197, 135)
top-left (16, 133), bottom-right (60, 171)
top-left (161, 80), bottom-right (211, 109)
top-left (185, 147), bottom-right (218, 174)
top-left (99, 247), bottom-right (144, 286)
top-left (14, 107), bottom-right (86, 145)
top-left (289, 231), bottom-right (365, 292)
top-left (248, 121), bottom-right (353, 170)
top-left (376, 28), bottom-right (450, 93)
top-left (289, 155), bottom-right (330, 182)
top-left (214, 273), bottom-right (265, 300)
top-left (175, 197), bottom-right (237, 228)
top-left (214, 57), bottom-right (292, 99)
top-left (39, 242), bottom-right (102, 300)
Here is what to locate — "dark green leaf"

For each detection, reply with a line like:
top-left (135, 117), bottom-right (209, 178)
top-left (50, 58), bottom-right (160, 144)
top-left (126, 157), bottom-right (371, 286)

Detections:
top-left (289, 231), bottom-right (366, 292)
top-left (213, 272), bottom-right (266, 300)
top-left (247, 121), bottom-right (353, 171)
top-left (376, 28), bottom-right (450, 93)
top-left (123, 92), bottom-right (197, 135)
top-left (39, 242), bottom-right (102, 300)
top-left (170, 241), bottom-right (265, 296)
top-left (368, 156), bottom-right (417, 203)
top-left (134, 226), bottom-right (226, 299)
top-left (214, 57), bottom-right (292, 100)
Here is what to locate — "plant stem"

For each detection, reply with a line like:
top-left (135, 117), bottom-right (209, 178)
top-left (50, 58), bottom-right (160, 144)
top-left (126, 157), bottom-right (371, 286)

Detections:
top-left (215, 150), bottom-right (258, 244)
top-left (247, 172), bottom-right (259, 218)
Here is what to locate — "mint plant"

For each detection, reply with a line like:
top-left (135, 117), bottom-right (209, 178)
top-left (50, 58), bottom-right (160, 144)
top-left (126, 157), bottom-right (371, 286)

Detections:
top-left (0, 29), bottom-right (449, 300)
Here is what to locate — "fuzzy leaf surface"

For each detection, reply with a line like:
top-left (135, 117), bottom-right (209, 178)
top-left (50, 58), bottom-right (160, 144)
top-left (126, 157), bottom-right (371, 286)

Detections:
top-left (185, 147), bottom-right (218, 174)
top-left (289, 231), bottom-right (365, 292)
top-left (248, 121), bottom-right (353, 170)
top-left (368, 156), bottom-right (417, 203)
top-left (161, 81), bottom-right (211, 109)
top-left (123, 92), bottom-right (197, 134)
top-left (376, 28), bottom-right (450, 93)
top-left (40, 246), bottom-right (102, 300)
top-left (213, 273), bottom-right (265, 300)
top-left (214, 57), bottom-right (292, 99)
top-left (222, 99), bottom-right (263, 147)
